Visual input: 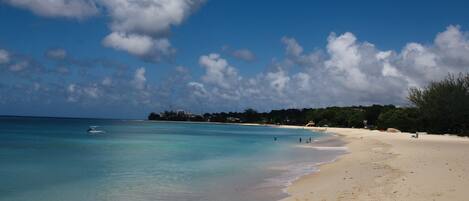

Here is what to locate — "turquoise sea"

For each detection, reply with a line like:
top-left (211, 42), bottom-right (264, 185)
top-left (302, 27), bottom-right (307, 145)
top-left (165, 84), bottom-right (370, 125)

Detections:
top-left (0, 117), bottom-right (344, 201)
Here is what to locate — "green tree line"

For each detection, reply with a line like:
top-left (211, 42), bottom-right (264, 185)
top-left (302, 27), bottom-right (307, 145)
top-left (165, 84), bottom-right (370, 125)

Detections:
top-left (149, 73), bottom-right (469, 136)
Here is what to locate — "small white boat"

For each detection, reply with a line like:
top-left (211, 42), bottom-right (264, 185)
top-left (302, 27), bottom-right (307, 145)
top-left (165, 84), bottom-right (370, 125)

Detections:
top-left (87, 126), bottom-right (105, 134)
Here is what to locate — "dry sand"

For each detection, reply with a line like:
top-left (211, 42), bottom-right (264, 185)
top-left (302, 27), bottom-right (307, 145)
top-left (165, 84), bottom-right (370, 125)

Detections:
top-left (282, 127), bottom-right (469, 201)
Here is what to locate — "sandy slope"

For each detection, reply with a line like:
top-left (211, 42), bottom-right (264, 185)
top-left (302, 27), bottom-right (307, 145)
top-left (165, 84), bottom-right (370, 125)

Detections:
top-left (282, 127), bottom-right (469, 201)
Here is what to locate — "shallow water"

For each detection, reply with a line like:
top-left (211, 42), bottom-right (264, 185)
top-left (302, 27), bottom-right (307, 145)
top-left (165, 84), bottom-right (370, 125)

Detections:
top-left (0, 117), bottom-right (345, 201)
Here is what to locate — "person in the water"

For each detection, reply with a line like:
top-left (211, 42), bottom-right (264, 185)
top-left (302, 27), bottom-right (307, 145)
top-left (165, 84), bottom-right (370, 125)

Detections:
top-left (299, 137), bottom-right (302, 143)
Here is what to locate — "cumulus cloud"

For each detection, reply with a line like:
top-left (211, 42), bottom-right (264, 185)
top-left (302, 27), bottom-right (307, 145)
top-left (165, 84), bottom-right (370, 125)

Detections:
top-left (282, 37), bottom-right (303, 57)
top-left (184, 25), bottom-right (469, 111)
top-left (102, 32), bottom-right (175, 61)
top-left (265, 70), bottom-right (290, 93)
top-left (102, 32), bottom-right (155, 56)
top-left (4, 0), bottom-right (98, 19)
top-left (199, 53), bottom-right (240, 89)
top-left (132, 67), bottom-right (147, 90)
top-left (66, 83), bottom-right (100, 102)
top-left (2, 23), bottom-right (469, 114)
top-left (99, 0), bottom-right (203, 35)
top-left (61, 66), bottom-right (154, 106)
top-left (100, 0), bottom-right (202, 61)
top-left (0, 53), bottom-right (51, 79)
top-left (187, 81), bottom-right (208, 98)
top-left (325, 32), bottom-right (369, 91)
top-left (4, 0), bottom-right (204, 62)
top-left (0, 45), bottom-right (160, 114)
top-left (0, 49), bottom-right (10, 64)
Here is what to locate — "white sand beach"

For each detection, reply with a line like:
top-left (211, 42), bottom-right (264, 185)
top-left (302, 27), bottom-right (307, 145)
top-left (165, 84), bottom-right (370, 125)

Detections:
top-left (282, 127), bottom-right (469, 201)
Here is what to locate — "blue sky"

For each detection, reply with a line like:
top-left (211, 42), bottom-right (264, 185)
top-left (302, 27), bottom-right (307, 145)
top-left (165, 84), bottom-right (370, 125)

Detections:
top-left (1, 0), bottom-right (469, 119)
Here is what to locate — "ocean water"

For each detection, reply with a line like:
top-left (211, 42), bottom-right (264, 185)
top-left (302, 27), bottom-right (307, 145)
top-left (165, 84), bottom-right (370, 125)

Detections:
top-left (0, 117), bottom-right (345, 201)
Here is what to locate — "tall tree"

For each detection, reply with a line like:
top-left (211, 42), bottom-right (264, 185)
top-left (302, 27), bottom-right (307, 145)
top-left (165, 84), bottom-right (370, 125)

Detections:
top-left (408, 73), bottom-right (469, 134)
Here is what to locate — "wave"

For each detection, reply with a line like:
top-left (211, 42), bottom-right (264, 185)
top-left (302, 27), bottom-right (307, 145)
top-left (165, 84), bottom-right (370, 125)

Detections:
top-left (295, 145), bottom-right (348, 151)
top-left (258, 152), bottom-right (344, 196)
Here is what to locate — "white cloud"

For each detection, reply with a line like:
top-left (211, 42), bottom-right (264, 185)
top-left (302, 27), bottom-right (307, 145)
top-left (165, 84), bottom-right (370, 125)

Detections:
top-left (265, 70), bottom-right (290, 94)
top-left (185, 25), bottom-right (469, 111)
top-left (5, 0), bottom-right (204, 62)
top-left (66, 83), bottom-right (101, 102)
top-left (293, 72), bottom-right (310, 91)
top-left (187, 82), bottom-right (208, 98)
top-left (102, 32), bottom-right (175, 61)
top-left (395, 25), bottom-right (469, 87)
top-left (2, 21), bottom-right (468, 113)
top-left (61, 69), bottom-right (153, 105)
top-left (282, 37), bottom-right (303, 57)
top-left (100, 0), bottom-right (202, 61)
top-left (99, 0), bottom-right (201, 61)
top-left (133, 67), bottom-right (147, 90)
top-left (0, 49), bottom-right (10, 64)
top-left (4, 0), bottom-right (98, 19)
top-left (103, 32), bottom-right (154, 56)
top-left (199, 53), bottom-right (240, 89)
top-left (435, 25), bottom-right (466, 50)
top-left (402, 43), bottom-right (437, 67)
top-left (433, 25), bottom-right (469, 67)
top-left (152, 38), bottom-right (176, 57)
top-left (46, 48), bottom-right (67, 60)
top-left (281, 37), bottom-right (324, 68)
top-left (325, 32), bottom-right (362, 71)
top-left (100, 0), bottom-right (202, 35)
top-left (325, 32), bottom-right (370, 91)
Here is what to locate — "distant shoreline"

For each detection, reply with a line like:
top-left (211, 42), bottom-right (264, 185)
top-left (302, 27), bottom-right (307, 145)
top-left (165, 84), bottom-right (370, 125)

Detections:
top-left (145, 119), bottom-right (307, 128)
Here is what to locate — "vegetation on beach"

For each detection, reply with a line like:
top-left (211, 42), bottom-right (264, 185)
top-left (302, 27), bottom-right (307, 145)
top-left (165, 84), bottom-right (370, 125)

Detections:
top-left (149, 105), bottom-right (394, 128)
top-left (149, 73), bottom-right (469, 136)
top-left (408, 73), bottom-right (469, 134)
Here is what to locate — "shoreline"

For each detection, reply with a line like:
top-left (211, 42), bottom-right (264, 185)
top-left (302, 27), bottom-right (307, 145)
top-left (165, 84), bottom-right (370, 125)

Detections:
top-left (141, 120), bottom-right (469, 200)
top-left (278, 131), bottom-right (348, 197)
top-left (281, 127), bottom-right (469, 201)
top-left (252, 129), bottom-right (347, 201)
